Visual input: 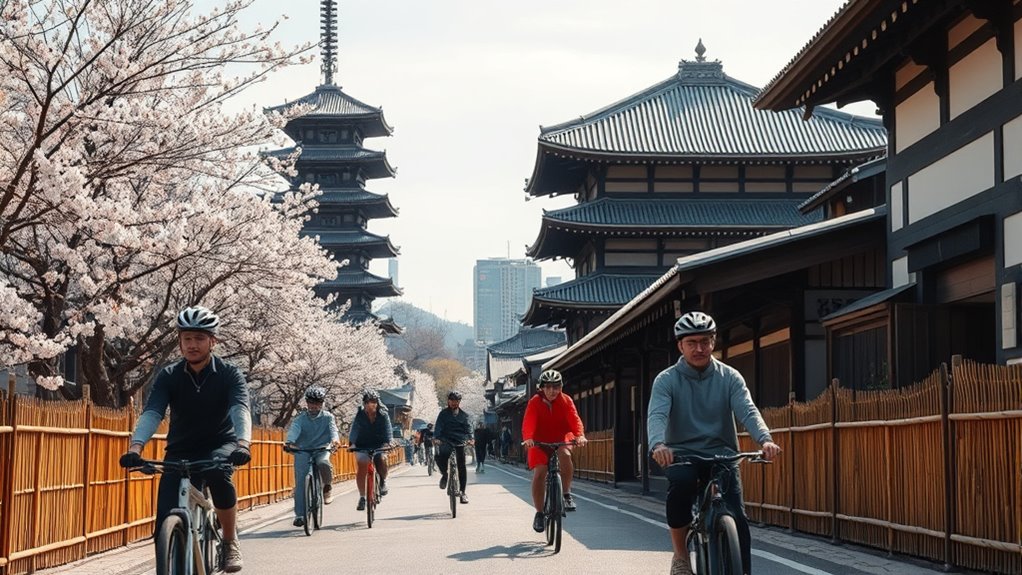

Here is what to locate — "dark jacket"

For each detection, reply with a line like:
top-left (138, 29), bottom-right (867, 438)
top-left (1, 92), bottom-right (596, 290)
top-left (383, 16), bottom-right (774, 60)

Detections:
top-left (434, 408), bottom-right (472, 444)
top-left (473, 427), bottom-right (492, 446)
top-left (349, 405), bottom-right (393, 449)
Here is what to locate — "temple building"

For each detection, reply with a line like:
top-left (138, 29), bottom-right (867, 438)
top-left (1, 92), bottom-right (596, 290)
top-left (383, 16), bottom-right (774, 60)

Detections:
top-left (522, 42), bottom-right (887, 344)
top-left (267, 0), bottom-right (401, 331)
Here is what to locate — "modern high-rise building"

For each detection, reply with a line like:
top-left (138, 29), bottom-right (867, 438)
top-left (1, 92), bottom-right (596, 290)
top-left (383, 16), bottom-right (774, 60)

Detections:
top-left (388, 258), bottom-right (399, 289)
top-left (473, 258), bottom-right (541, 344)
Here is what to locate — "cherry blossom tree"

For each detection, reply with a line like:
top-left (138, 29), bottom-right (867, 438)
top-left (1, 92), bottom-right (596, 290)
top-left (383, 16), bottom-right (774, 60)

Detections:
top-left (408, 368), bottom-right (440, 425)
top-left (454, 373), bottom-right (488, 426)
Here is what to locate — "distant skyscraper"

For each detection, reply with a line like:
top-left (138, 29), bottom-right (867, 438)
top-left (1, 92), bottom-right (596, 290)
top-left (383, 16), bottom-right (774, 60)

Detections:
top-left (545, 277), bottom-right (563, 288)
top-left (474, 258), bottom-right (541, 344)
top-left (388, 258), bottom-right (399, 288)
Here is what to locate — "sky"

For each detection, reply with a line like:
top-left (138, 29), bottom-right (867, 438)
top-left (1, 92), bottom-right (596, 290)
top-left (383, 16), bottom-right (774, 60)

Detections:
top-left (216, 0), bottom-right (874, 326)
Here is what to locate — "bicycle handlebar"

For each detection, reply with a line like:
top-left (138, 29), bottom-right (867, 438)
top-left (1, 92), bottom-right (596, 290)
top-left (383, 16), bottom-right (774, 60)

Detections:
top-left (669, 450), bottom-right (768, 467)
top-left (131, 457), bottom-right (232, 475)
top-left (528, 440), bottom-right (577, 449)
top-left (284, 445), bottom-right (335, 454)
top-left (347, 445), bottom-right (394, 455)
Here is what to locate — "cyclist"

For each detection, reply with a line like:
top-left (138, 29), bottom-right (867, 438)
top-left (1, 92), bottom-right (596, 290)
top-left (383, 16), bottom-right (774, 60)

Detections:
top-left (648, 311), bottom-right (782, 575)
top-left (433, 390), bottom-right (472, 504)
top-left (118, 306), bottom-right (251, 573)
top-left (521, 369), bottom-right (587, 533)
top-left (284, 386), bottom-right (340, 527)
top-left (420, 422), bottom-right (435, 465)
top-left (349, 389), bottom-right (393, 511)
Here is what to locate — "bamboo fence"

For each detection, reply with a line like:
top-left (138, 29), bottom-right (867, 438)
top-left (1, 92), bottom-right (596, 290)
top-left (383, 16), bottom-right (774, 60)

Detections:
top-left (0, 376), bottom-right (404, 575)
top-left (739, 356), bottom-right (1021, 575)
top-left (571, 428), bottom-right (614, 483)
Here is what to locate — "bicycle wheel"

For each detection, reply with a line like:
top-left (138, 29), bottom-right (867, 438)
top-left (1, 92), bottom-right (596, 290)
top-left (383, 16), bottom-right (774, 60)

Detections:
top-left (448, 459), bottom-right (458, 518)
top-left (155, 515), bottom-right (188, 575)
top-left (709, 515), bottom-right (743, 575)
top-left (550, 472), bottom-right (564, 553)
top-left (311, 472), bottom-right (323, 531)
top-left (201, 509), bottom-right (222, 574)
top-left (303, 474), bottom-right (313, 536)
top-left (366, 467), bottom-right (375, 528)
top-left (427, 452), bottom-right (434, 476)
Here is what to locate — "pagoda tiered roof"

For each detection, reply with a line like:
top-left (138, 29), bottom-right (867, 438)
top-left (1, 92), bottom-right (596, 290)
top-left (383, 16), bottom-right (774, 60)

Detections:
top-left (301, 228), bottom-right (399, 259)
top-left (522, 272), bottom-right (663, 327)
top-left (486, 328), bottom-right (567, 358)
top-left (315, 188), bottom-right (398, 219)
top-left (527, 56), bottom-right (886, 197)
top-left (266, 145), bottom-right (396, 179)
top-left (527, 198), bottom-right (821, 259)
top-left (266, 84), bottom-right (393, 138)
top-left (316, 269), bottom-right (402, 298)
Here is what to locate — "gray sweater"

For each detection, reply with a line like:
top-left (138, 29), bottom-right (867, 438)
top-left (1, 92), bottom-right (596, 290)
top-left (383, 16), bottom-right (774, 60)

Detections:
top-left (647, 356), bottom-right (772, 456)
top-left (286, 410), bottom-right (339, 449)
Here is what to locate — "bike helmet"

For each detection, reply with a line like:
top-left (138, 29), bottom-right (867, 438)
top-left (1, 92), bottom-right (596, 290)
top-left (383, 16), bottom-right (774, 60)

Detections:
top-left (538, 369), bottom-right (563, 386)
top-left (673, 311), bottom-right (716, 339)
top-left (177, 306), bottom-right (220, 335)
top-left (447, 390), bottom-right (462, 400)
top-left (305, 386), bottom-right (326, 402)
top-left (362, 389), bottom-right (380, 403)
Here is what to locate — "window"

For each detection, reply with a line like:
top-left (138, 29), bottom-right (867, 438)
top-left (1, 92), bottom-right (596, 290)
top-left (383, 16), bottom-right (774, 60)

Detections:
top-left (319, 129), bottom-right (338, 143)
top-left (833, 324), bottom-right (889, 390)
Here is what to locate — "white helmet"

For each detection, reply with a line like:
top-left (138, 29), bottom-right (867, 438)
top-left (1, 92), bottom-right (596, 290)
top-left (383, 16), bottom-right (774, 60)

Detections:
top-left (538, 369), bottom-right (563, 386)
top-left (176, 306), bottom-right (220, 335)
top-left (673, 311), bottom-right (716, 339)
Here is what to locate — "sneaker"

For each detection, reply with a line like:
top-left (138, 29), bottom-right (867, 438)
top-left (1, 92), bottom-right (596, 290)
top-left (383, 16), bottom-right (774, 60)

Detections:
top-left (323, 485), bottom-right (333, 505)
top-left (563, 492), bottom-right (577, 511)
top-left (222, 539), bottom-right (243, 573)
top-left (459, 493), bottom-right (469, 504)
top-left (439, 475), bottom-right (447, 490)
top-left (292, 516), bottom-right (305, 527)
top-left (379, 480), bottom-right (389, 496)
top-left (356, 497), bottom-right (366, 511)
top-left (532, 511), bottom-right (545, 533)
top-left (670, 556), bottom-right (694, 575)
top-left (478, 466), bottom-right (485, 474)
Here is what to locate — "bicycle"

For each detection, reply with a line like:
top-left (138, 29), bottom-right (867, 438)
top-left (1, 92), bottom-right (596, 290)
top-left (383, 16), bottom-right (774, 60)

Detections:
top-left (424, 443), bottom-right (436, 476)
top-left (532, 440), bottom-right (576, 553)
top-left (284, 446), bottom-right (332, 536)
top-left (436, 439), bottom-right (469, 518)
top-left (666, 450), bottom-right (768, 575)
top-left (130, 458), bottom-right (231, 575)
top-left (348, 446), bottom-right (391, 528)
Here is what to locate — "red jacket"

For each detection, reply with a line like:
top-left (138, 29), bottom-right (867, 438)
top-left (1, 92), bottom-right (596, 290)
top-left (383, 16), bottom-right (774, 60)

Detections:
top-left (521, 392), bottom-right (584, 443)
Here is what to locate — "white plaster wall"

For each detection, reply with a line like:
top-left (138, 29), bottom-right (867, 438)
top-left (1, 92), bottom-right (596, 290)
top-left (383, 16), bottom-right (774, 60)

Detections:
top-left (892, 256), bottom-right (911, 288)
top-left (895, 83), bottom-right (940, 152)
top-left (949, 39), bottom-right (1002, 119)
top-left (890, 181), bottom-right (904, 232)
top-left (907, 132), bottom-right (994, 223)
top-left (1005, 211), bottom-right (1022, 268)
top-left (948, 15), bottom-right (984, 50)
top-left (1004, 113), bottom-right (1022, 181)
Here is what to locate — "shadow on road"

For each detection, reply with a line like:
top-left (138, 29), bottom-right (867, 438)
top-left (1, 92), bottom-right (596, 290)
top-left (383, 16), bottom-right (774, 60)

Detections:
top-left (386, 512), bottom-right (452, 521)
top-left (447, 541), bottom-right (551, 561)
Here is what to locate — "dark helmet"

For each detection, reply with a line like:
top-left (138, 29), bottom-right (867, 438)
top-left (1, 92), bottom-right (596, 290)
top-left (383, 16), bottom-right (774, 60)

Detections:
top-left (447, 390), bottom-right (462, 400)
top-left (362, 389), bottom-right (380, 403)
top-left (176, 306), bottom-right (219, 335)
top-left (305, 386), bottom-right (326, 402)
top-left (673, 311), bottom-right (717, 339)
top-left (538, 369), bottom-right (563, 386)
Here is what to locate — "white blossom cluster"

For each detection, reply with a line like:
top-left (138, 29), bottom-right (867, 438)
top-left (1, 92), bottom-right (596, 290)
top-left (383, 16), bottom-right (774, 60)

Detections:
top-left (0, 1), bottom-right (396, 406)
top-left (454, 373), bottom-right (488, 426)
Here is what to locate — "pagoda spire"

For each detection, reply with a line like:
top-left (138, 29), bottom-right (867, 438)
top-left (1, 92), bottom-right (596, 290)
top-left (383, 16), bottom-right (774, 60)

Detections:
top-left (320, 0), bottom-right (338, 85)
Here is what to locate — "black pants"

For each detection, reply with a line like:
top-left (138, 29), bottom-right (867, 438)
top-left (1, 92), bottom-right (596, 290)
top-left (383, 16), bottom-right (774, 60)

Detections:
top-left (437, 444), bottom-right (467, 493)
top-left (155, 444), bottom-right (236, 535)
top-left (476, 444), bottom-right (488, 465)
top-left (666, 462), bottom-right (752, 574)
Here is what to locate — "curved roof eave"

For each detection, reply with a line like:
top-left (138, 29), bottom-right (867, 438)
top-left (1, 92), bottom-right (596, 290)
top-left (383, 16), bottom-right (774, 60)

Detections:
top-left (536, 140), bottom-right (886, 163)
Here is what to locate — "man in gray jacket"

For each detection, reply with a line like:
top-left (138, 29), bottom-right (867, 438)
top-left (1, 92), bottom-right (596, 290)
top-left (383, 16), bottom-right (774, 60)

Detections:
top-left (285, 386), bottom-right (340, 527)
top-left (648, 311), bottom-right (781, 575)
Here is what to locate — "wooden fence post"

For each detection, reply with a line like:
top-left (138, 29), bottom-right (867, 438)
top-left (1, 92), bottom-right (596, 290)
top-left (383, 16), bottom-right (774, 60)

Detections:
top-left (830, 378), bottom-right (840, 545)
top-left (939, 359), bottom-right (955, 572)
top-left (122, 397), bottom-right (134, 547)
top-left (81, 384), bottom-right (91, 562)
top-left (788, 392), bottom-right (796, 533)
top-left (1, 375), bottom-right (17, 573)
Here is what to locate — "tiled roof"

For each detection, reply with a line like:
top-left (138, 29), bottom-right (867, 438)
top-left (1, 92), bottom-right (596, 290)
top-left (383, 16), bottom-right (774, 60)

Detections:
top-left (537, 59), bottom-right (886, 158)
top-left (799, 155), bottom-right (886, 213)
top-left (316, 269), bottom-right (401, 297)
top-left (486, 328), bottom-right (567, 358)
top-left (266, 145), bottom-right (395, 179)
top-left (301, 229), bottom-right (398, 258)
top-left (532, 273), bottom-right (661, 307)
top-left (544, 198), bottom-right (821, 229)
top-left (315, 189), bottom-right (398, 219)
top-left (266, 85), bottom-right (393, 137)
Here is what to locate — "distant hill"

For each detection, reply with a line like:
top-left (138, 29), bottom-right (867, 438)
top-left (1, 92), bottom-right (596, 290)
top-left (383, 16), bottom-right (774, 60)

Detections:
top-left (376, 300), bottom-right (473, 355)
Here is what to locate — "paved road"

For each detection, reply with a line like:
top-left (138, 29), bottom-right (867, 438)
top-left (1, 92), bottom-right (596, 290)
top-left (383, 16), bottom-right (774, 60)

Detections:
top-left (39, 461), bottom-right (945, 575)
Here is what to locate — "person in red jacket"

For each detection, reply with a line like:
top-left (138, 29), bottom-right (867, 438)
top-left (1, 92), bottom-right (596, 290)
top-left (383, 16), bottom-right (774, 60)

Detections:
top-left (521, 368), bottom-right (588, 533)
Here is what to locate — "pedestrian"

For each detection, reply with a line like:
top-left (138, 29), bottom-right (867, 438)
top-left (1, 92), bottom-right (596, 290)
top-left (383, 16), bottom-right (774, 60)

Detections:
top-left (500, 425), bottom-right (513, 462)
top-left (473, 423), bottom-right (492, 473)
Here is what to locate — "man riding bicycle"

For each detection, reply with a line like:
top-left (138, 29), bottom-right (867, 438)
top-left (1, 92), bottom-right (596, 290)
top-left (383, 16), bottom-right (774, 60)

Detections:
top-left (522, 369), bottom-right (587, 533)
top-left (118, 306), bottom-right (251, 573)
top-left (285, 386), bottom-right (340, 527)
top-left (433, 390), bottom-right (472, 504)
top-left (349, 389), bottom-right (393, 511)
top-left (647, 311), bottom-right (782, 575)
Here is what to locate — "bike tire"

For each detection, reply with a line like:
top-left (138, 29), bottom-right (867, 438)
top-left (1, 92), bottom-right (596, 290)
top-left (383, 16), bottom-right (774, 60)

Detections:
top-left (155, 515), bottom-right (188, 575)
top-left (303, 474), bottom-right (313, 536)
top-left (710, 515), bottom-right (743, 575)
top-left (427, 454), bottom-right (434, 476)
top-left (687, 530), bottom-right (708, 575)
top-left (366, 468), bottom-right (375, 528)
top-left (551, 472), bottom-right (564, 552)
top-left (201, 509), bottom-right (222, 574)
top-left (312, 473), bottom-right (323, 531)
top-left (448, 460), bottom-right (459, 518)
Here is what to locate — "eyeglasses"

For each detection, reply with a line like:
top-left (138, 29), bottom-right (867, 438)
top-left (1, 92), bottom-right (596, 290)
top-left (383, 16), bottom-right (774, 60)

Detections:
top-left (681, 337), bottom-right (715, 350)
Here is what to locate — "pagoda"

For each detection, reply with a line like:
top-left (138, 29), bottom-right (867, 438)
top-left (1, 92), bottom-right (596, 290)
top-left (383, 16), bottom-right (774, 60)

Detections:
top-left (267, 0), bottom-right (401, 331)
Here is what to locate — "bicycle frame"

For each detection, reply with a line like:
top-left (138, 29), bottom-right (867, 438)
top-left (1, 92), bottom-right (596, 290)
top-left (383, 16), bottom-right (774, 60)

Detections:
top-left (348, 446), bottom-right (390, 528)
top-left (533, 440), bottom-right (575, 553)
top-left (285, 446), bottom-right (331, 534)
